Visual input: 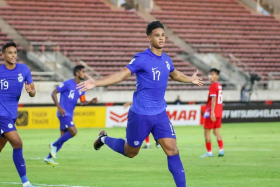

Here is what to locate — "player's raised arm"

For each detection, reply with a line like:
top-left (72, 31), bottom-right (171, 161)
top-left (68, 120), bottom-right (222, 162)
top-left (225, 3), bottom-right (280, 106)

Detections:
top-left (77, 67), bottom-right (131, 92)
top-left (169, 69), bottom-right (204, 87)
top-left (51, 88), bottom-right (65, 117)
top-left (25, 81), bottom-right (36, 97)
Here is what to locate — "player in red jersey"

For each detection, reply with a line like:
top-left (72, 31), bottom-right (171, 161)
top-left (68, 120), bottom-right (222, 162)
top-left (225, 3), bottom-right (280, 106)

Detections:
top-left (200, 68), bottom-right (224, 157)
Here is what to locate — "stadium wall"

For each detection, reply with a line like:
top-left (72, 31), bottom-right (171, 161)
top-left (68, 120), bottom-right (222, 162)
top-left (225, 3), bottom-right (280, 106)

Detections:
top-left (19, 82), bottom-right (280, 103)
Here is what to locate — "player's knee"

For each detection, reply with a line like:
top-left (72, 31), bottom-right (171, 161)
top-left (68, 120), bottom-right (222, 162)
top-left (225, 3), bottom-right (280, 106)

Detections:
top-left (12, 140), bottom-right (23, 148)
top-left (166, 147), bottom-right (179, 156)
top-left (213, 131), bottom-right (217, 136)
top-left (70, 130), bottom-right (77, 137)
top-left (126, 151), bottom-right (139, 158)
top-left (69, 128), bottom-right (77, 137)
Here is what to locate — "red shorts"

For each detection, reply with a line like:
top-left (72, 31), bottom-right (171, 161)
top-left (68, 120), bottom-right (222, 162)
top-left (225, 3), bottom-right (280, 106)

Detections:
top-left (204, 117), bottom-right (222, 129)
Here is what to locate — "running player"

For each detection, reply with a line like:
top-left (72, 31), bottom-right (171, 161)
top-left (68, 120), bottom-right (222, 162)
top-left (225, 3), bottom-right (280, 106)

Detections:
top-left (77, 21), bottom-right (203, 187)
top-left (0, 42), bottom-right (37, 187)
top-left (44, 65), bottom-right (98, 165)
top-left (200, 68), bottom-right (224, 158)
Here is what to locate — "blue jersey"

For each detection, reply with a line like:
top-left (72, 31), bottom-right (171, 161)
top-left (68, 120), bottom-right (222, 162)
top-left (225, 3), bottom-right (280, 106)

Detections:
top-left (56, 79), bottom-right (85, 117)
top-left (0, 64), bottom-right (33, 119)
top-left (126, 48), bottom-right (175, 115)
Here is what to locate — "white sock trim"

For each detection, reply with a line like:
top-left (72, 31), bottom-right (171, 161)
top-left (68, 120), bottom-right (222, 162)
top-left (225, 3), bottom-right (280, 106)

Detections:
top-left (23, 181), bottom-right (30, 187)
top-left (101, 136), bottom-right (106, 143)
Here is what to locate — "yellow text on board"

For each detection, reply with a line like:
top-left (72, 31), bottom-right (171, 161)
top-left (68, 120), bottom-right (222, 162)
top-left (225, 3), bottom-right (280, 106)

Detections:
top-left (16, 106), bottom-right (106, 129)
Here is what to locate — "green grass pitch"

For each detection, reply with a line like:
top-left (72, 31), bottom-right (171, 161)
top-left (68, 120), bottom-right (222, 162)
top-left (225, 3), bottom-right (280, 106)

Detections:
top-left (1, 122), bottom-right (279, 187)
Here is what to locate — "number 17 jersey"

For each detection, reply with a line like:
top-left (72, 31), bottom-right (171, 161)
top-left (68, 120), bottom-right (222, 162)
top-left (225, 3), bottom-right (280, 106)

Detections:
top-left (205, 82), bottom-right (223, 118)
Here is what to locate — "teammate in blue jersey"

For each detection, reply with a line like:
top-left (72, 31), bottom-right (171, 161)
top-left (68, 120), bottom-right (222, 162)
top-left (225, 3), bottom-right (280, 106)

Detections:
top-left (77, 21), bottom-right (203, 187)
top-left (0, 42), bottom-right (37, 187)
top-left (44, 65), bottom-right (98, 165)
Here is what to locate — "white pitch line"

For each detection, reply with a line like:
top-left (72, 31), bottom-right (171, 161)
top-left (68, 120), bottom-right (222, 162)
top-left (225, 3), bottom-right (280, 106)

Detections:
top-left (0, 182), bottom-right (91, 187)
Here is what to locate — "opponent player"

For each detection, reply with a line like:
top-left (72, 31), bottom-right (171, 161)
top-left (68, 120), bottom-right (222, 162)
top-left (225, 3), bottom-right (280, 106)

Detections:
top-left (0, 42), bottom-right (37, 187)
top-left (77, 21), bottom-right (203, 187)
top-left (44, 65), bottom-right (98, 165)
top-left (123, 101), bottom-right (159, 149)
top-left (200, 68), bottom-right (224, 158)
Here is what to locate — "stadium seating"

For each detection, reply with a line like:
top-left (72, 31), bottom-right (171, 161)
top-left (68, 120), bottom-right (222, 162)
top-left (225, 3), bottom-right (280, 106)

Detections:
top-left (0, 0), bottom-right (209, 90)
top-left (151, 0), bottom-right (280, 81)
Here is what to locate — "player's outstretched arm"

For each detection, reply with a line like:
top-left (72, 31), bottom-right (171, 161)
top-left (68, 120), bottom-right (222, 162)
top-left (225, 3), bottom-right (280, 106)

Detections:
top-left (25, 82), bottom-right (36, 97)
top-left (169, 69), bottom-right (204, 87)
top-left (77, 67), bottom-right (131, 92)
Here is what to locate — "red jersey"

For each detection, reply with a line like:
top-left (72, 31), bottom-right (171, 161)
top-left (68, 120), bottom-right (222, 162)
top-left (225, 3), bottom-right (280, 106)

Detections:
top-left (205, 82), bottom-right (223, 118)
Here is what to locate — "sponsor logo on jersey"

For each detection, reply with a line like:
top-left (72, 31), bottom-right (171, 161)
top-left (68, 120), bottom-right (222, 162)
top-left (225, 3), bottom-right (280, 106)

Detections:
top-left (129, 58), bottom-right (136, 64)
top-left (59, 83), bottom-right (64, 88)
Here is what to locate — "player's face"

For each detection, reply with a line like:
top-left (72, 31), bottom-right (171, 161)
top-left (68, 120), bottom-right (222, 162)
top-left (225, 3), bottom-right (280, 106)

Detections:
top-left (208, 72), bottom-right (219, 82)
top-left (147, 28), bottom-right (166, 49)
top-left (77, 68), bottom-right (86, 80)
top-left (2, 46), bottom-right (17, 64)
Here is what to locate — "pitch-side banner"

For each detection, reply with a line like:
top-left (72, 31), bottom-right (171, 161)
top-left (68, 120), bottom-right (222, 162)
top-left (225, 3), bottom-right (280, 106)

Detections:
top-left (16, 106), bottom-right (106, 129)
top-left (222, 105), bottom-right (280, 123)
top-left (105, 105), bottom-right (201, 127)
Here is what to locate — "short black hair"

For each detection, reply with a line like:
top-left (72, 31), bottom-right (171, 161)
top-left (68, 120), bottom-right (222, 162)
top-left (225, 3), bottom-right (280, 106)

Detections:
top-left (73, 65), bottom-right (85, 76)
top-left (2, 42), bottom-right (17, 53)
top-left (209, 68), bottom-right (220, 75)
top-left (146, 21), bottom-right (164, 36)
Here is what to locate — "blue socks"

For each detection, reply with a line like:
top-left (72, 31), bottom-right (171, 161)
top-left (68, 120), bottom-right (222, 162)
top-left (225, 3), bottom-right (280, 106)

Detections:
top-left (53, 132), bottom-right (72, 147)
top-left (47, 132), bottom-right (72, 158)
top-left (168, 154), bottom-right (186, 187)
top-left (104, 137), bottom-right (125, 156)
top-left (47, 144), bottom-right (62, 159)
top-left (13, 148), bottom-right (28, 183)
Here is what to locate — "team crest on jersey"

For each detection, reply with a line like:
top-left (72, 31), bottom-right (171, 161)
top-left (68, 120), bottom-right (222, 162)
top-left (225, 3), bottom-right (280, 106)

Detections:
top-left (8, 123), bottom-right (13, 129)
top-left (18, 73), bottom-right (23, 82)
top-left (166, 61), bottom-right (170, 70)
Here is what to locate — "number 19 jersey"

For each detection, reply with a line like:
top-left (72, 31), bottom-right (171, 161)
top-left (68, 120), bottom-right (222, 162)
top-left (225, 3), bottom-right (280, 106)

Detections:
top-left (205, 82), bottom-right (223, 118)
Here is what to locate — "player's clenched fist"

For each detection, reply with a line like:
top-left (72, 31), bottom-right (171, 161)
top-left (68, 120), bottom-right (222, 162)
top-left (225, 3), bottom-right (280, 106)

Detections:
top-left (25, 81), bottom-right (32, 93)
top-left (91, 97), bottom-right (98, 103)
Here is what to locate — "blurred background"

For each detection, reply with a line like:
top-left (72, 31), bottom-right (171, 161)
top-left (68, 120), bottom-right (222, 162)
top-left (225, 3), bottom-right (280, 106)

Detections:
top-left (0, 0), bottom-right (279, 127)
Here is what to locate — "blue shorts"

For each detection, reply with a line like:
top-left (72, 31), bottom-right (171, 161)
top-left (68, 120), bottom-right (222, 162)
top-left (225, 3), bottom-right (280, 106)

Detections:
top-left (58, 116), bottom-right (75, 131)
top-left (126, 110), bottom-right (176, 148)
top-left (0, 116), bottom-right (17, 137)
